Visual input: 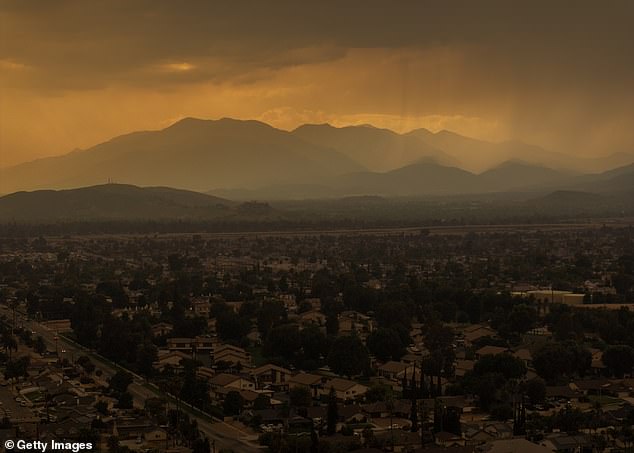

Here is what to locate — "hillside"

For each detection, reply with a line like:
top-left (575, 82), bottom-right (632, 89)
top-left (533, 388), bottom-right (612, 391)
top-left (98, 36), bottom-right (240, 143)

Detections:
top-left (477, 160), bottom-right (572, 191)
top-left (0, 184), bottom-right (277, 222)
top-left (331, 161), bottom-right (479, 196)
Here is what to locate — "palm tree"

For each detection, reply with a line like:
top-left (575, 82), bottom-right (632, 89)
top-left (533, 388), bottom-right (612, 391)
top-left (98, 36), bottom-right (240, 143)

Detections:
top-left (1, 330), bottom-right (17, 360)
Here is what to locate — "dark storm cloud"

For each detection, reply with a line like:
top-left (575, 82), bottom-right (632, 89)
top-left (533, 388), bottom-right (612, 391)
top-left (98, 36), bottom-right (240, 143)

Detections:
top-left (1, 0), bottom-right (633, 166)
top-left (2, 0), bottom-right (633, 91)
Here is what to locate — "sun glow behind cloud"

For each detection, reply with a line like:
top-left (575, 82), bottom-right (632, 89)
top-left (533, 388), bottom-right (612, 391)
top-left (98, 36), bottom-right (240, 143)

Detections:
top-left (161, 62), bottom-right (196, 72)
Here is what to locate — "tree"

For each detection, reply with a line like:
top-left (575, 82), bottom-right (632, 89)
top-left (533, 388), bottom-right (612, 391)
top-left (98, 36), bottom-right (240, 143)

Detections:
top-left (136, 342), bottom-right (158, 376)
top-left (180, 360), bottom-right (211, 411)
top-left (300, 326), bottom-right (329, 365)
top-left (107, 436), bottom-right (120, 453)
top-left (95, 400), bottom-right (109, 415)
top-left (216, 311), bottom-right (250, 342)
top-left (257, 300), bottom-right (287, 337)
top-left (326, 314), bottom-right (339, 336)
top-left (424, 324), bottom-right (454, 357)
top-left (109, 370), bottom-right (133, 395)
top-left (327, 387), bottom-right (338, 435)
top-left (77, 355), bottom-right (95, 374)
top-left (533, 341), bottom-right (591, 382)
top-left (327, 335), bottom-right (370, 377)
top-left (507, 304), bottom-right (538, 334)
top-left (192, 437), bottom-right (211, 453)
top-left (263, 323), bottom-right (302, 362)
top-left (117, 391), bottom-right (133, 409)
top-left (473, 354), bottom-right (527, 380)
top-left (4, 356), bottom-right (30, 382)
top-left (223, 391), bottom-right (243, 416)
top-left (290, 386), bottom-right (312, 408)
top-left (365, 382), bottom-right (391, 402)
top-left (253, 394), bottom-right (271, 410)
top-left (490, 403), bottom-right (514, 421)
top-left (2, 331), bottom-right (17, 360)
top-left (523, 378), bottom-right (546, 405)
top-left (34, 336), bottom-right (47, 354)
top-left (602, 345), bottom-right (634, 377)
top-left (367, 328), bottom-right (405, 362)
top-left (471, 372), bottom-right (506, 410)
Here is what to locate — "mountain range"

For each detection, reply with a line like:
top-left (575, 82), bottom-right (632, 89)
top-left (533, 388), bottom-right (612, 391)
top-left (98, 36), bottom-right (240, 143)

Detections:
top-left (211, 160), bottom-right (634, 199)
top-left (1, 117), bottom-right (632, 199)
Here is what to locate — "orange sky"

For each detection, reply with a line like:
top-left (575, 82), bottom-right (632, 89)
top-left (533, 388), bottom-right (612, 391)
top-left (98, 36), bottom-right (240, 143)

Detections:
top-left (1, 1), bottom-right (633, 168)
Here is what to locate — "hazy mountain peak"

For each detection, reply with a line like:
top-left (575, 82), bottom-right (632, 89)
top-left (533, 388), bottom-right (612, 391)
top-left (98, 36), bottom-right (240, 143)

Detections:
top-left (0, 117), bottom-right (364, 194)
top-left (293, 122), bottom-right (456, 171)
top-left (165, 116), bottom-right (275, 133)
top-left (487, 159), bottom-right (548, 170)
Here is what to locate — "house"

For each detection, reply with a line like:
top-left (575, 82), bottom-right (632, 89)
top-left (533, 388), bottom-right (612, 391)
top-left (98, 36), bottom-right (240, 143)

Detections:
top-left (435, 431), bottom-right (465, 448)
top-left (512, 348), bottom-right (533, 368)
top-left (461, 325), bottom-right (496, 346)
top-left (166, 337), bottom-right (193, 352)
top-left (487, 439), bottom-right (552, 453)
top-left (542, 434), bottom-right (594, 453)
top-left (288, 373), bottom-right (326, 398)
top-left (166, 336), bottom-right (214, 355)
top-left (589, 348), bottom-right (606, 375)
top-left (250, 364), bottom-right (292, 389)
top-left (454, 360), bottom-right (475, 378)
top-left (412, 447), bottom-right (476, 453)
top-left (475, 346), bottom-right (508, 359)
top-left (377, 361), bottom-right (416, 381)
top-left (374, 430), bottom-right (421, 452)
top-left (209, 373), bottom-right (255, 399)
top-left (213, 344), bottom-right (252, 368)
top-left (298, 310), bottom-right (327, 327)
top-left (338, 404), bottom-right (367, 423)
top-left (570, 378), bottom-right (615, 396)
top-left (192, 299), bottom-right (211, 317)
top-left (338, 311), bottom-right (373, 335)
top-left (151, 322), bottom-right (173, 337)
top-left (152, 351), bottom-right (190, 372)
top-left (196, 366), bottom-right (215, 380)
top-left (323, 378), bottom-right (368, 401)
top-left (482, 422), bottom-right (513, 439)
top-left (463, 427), bottom-right (496, 445)
top-left (362, 399), bottom-right (411, 419)
top-left (545, 385), bottom-right (580, 400)
top-left (111, 417), bottom-right (158, 441)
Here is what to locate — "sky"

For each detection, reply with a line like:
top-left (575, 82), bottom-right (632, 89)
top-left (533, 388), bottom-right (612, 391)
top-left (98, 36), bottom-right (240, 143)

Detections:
top-left (1, 0), bottom-right (633, 168)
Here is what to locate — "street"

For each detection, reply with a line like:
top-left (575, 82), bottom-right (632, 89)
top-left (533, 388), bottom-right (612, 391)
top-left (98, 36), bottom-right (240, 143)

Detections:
top-left (0, 305), bottom-right (260, 453)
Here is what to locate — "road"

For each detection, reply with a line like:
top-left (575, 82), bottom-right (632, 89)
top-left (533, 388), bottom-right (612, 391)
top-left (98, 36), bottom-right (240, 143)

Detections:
top-left (0, 305), bottom-right (260, 453)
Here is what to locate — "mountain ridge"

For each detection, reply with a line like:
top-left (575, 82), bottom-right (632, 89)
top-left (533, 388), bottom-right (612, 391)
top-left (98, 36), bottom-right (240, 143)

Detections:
top-left (2, 117), bottom-right (632, 196)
